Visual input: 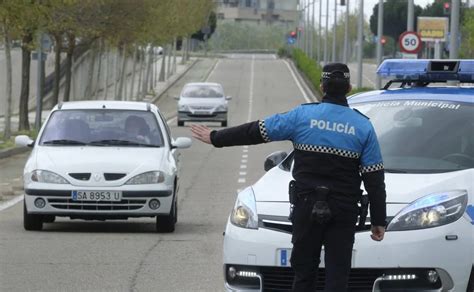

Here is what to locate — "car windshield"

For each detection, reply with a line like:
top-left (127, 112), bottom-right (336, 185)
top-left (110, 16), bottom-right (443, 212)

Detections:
top-left (39, 110), bottom-right (164, 147)
top-left (181, 85), bottom-right (224, 98)
top-left (353, 100), bottom-right (474, 173)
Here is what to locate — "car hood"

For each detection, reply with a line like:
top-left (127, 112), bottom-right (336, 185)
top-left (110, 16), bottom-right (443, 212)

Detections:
top-left (31, 146), bottom-right (167, 187)
top-left (252, 166), bottom-right (474, 205)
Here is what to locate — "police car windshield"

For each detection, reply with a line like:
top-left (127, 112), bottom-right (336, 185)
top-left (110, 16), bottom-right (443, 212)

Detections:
top-left (353, 100), bottom-right (474, 173)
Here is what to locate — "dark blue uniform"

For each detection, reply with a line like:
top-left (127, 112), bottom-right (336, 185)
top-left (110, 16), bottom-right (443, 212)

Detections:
top-left (211, 98), bottom-right (386, 291)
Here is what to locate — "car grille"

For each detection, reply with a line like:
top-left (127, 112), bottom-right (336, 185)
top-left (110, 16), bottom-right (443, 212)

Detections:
top-left (47, 198), bottom-right (147, 211)
top-left (260, 267), bottom-right (382, 291)
top-left (104, 173), bottom-right (126, 181)
top-left (69, 173), bottom-right (91, 181)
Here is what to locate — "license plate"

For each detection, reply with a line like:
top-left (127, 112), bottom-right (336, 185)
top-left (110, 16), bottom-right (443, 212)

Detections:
top-left (277, 248), bottom-right (354, 267)
top-left (194, 111), bottom-right (211, 115)
top-left (71, 190), bottom-right (122, 201)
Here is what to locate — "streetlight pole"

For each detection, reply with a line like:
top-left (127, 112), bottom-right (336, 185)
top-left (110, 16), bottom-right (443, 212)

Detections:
top-left (332, 1), bottom-right (337, 62)
top-left (324, 0), bottom-right (329, 64)
top-left (343, 0), bottom-right (349, 63)
top-left (449, 0), bottom-right (460, 59)
top-left (357, 0), bottom-right (364, 89)
top-left (375, 0), bottom-right (383, 89)
top-left (318, 0), bottom-right (322, 64)
top-left (311, 0), bottom-right (315, 60)
top-left (407, 0), bottom-right (414, 31)
top-left (35, 33), bottom-right (44, 130)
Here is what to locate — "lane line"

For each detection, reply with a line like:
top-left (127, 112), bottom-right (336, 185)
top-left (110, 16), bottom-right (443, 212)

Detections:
top-left (243, 149), bottom-right (248, 153)
top-left (241, 159), bottom-right (247, 163)
top-left (242, 154), bottom-right (248, 158)
top-left (239, 171), bottom-right (247, 176)
top-left (238, 178), bottom-right (246, 183)
top-left (205, 59), bottom-right (220, 82)
top-left (0, 195), bottom-right (23, 212)
top-left (283, 60), bottom-right (311, 103)
top-left (240, 165), bottom-right (247, 169)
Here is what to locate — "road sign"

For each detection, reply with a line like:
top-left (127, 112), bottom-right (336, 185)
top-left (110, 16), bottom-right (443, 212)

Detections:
top-left (287, 37), bottom-right (296, 45)
top-left (417, 17), bottom-right (449, 42)
top-left (399, 31), bottom-right (422, 54)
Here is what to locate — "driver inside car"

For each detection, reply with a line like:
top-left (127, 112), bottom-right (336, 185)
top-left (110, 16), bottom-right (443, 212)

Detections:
top-left (124, 115), bottom-right (150, 144)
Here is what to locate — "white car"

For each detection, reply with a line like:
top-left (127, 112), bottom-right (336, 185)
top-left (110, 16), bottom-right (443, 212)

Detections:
top-left (176, 82), bottom-right (231, 127)
top-left (223, 60), bottom-right (474, 291)
top-left (16, 101), bottom-right (191, 232)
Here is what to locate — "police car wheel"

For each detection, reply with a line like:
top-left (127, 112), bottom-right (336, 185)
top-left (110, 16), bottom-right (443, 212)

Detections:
top-left (23, 201), bottom-right (43, 231)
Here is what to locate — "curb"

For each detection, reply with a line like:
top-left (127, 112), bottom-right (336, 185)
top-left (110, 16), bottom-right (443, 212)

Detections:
top-left (0, 147), bottom-right (30, 160)
top-left (201, 59), bottom-right (219, 82)
top-left (287, 59), bottom-right (321, 102)
top-left (151, 58), bottom-right (200, 104)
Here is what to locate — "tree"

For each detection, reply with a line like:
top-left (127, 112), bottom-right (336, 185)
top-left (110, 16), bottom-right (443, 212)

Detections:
top-left (460, 8), bottom-right (474, 58)
top-left (369, 0), bottom-right (422, 55)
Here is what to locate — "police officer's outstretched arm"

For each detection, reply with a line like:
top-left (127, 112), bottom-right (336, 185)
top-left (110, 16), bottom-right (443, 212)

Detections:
top-left (191, 107), bottom-right (300, 146)
top-left (360, 125), bottom-right (387, 241)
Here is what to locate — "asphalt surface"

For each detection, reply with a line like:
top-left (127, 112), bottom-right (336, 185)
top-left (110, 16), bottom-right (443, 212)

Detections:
top-left (0, 54), bottom-right (310, 291)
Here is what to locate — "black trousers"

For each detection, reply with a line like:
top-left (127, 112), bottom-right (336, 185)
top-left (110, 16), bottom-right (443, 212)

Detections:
top-left (290, 196), bottom-right (358, 292)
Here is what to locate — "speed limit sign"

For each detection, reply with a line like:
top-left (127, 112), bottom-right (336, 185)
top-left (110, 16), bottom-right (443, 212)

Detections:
top-left (399, 31), bottom-right (422, 54)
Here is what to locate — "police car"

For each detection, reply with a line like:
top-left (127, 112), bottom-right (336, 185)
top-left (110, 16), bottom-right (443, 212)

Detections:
top-left (223, 60), bottom-right (474, 291)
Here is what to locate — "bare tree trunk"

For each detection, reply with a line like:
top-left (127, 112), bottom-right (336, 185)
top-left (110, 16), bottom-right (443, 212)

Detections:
top-left (92, 39), bottom-right (103, 99)
top-left (181, 37), bottom-right (186, 65)
top-left (63, 33), bottom-right (75, 102)
top-left (52, 33), bottom-right (62, 106)
top-left (144, 46), bottom-right (154, 93)
top-left (159, 45), bottom-right (166, 82)
top-left (129, 45), bottom-right (138, 100)
top-left (186, 36), bottom-right (191, 61)
top-left (137, 48), bottom-right (144, 100)
top-left (113, 48), bottom-right (118, 99)
top-left (84, 41), bottom-right (97, 99)
top-left (117, 44), bottom-right (127, 100)
top-left (173, 37), bottom-right (177, 74)
top-left (3, 25), bottom-right (13, 139)
top-left (103, 45), bottom-right (109, 99)
top-left (154, 48), bottom-right (158, 86)
top-left (19, 33), bottom-right (33, 131)
top-left (167, 43), bottom-right (172, 79)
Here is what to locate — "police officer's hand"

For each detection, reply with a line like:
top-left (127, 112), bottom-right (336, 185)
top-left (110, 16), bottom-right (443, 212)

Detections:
top-left (191, 124), bottom-right (212, 144)
top-left (370, 225), bottom-right (385, 241)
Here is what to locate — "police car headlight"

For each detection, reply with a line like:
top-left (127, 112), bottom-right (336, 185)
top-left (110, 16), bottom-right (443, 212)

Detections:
top-left (230, 187), bottom-right (258, 229)
top-left (31, 170), bottom-right (69, 184)
top-left (125, 171), bottom-right (165, 185)
top-left (216, 104), bottom-right (227, 112)
top-left (387, 190), bottom-right (468, 231)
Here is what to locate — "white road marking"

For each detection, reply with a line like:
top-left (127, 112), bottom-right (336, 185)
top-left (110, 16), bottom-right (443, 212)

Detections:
top-left (167, 116), bottom-right (177, 125)
top-left (283, 60), bottom-right (311, 103)
top-left (205, 59), bottom-right (220, 82)
top-left (242, 154), bottom-right (248, 158)
top-left (0, 195), bottom-right (23, 212)
top-left (241, 159), bottom-right (247, 163)
top-left (243, 149), bottom-right (248, 153)
top-left (239, 171), bottom-right (247, 176)
top-left (238, 178), bottom-right (246, 183)
top-left (247, 55), bottom-right (255, 123)
top-left (240, 165), bottom-right (247, 169)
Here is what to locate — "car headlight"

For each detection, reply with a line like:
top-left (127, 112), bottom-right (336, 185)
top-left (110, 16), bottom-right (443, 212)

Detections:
top-left (216, 104), bottom-right (227, 111)
top-left (387, 190), bottom-right (468, 231)
top-left (125, 171), bottom-right (165, 185)
top-left (31, 170), bottom-right (69, 184)
top-left (178, 104), bottom-right (189, 111)
top-left (230, 187), bottom-right (258, 229)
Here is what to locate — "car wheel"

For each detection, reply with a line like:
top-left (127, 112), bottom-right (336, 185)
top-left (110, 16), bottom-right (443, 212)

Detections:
top-left (23, 201), bottom-right (43, 231)
top-left (221, 120), bottom-right (228, 127)
top-left (43, 215), bottom-right (56, 223)
top-left (177, 120), bottom-right (184, 127)
top-left (156, 199), bottom-right (177, 233)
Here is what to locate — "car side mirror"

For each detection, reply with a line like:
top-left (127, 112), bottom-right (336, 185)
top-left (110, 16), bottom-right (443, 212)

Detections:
top-left (264, 151), bottom-right (288, 171)
top-left (225, 96), bottom-right (232, 100)
top-left (171, 137), bottom-right (192, 149)
top-left (15, 135), bottom-right (35, 148)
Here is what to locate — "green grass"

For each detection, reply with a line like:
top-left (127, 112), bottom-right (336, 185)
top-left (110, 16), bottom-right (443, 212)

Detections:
top-left (291, 48), bottom-right (323, 96)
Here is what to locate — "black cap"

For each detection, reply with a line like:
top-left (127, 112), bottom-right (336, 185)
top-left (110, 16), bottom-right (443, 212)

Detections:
top-left (321, 63), bottom-right (350, 80)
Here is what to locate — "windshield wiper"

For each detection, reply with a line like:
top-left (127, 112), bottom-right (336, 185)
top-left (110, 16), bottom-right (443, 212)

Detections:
top-left (89, 139), bottom-right (159, 147)
top-left (384, 168), bottom-right (408, 173)
top-left (42, 139), bottom-right (87, 146)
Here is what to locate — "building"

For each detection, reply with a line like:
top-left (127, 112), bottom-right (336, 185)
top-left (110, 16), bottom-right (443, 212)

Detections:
top-left (215, 0), bottom-right (298, 26)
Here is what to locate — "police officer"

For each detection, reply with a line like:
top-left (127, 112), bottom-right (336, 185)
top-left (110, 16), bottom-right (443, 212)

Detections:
top-left (191, 63), bottom-right (386, 292)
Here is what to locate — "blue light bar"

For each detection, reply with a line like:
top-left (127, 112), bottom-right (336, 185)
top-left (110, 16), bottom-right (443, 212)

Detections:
top-left (376, 59), bottom-right (474, 82)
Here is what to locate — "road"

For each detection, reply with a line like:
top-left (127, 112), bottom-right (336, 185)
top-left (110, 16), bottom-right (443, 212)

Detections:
top-left (0, 54), bottom-right (312, 291)
top-left (348, 62), bottom-right (378, 89)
